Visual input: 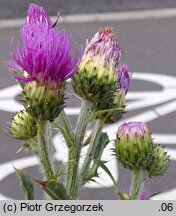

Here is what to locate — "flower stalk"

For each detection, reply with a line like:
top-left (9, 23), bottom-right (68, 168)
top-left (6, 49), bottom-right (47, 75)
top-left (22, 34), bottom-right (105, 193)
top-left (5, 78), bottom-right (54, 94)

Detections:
top-left (66, 100), bottom-right (93, 199)
top-left (130, 170), bottom-right (144, 200)
top-left (37, 120), bottom-right (55, 180)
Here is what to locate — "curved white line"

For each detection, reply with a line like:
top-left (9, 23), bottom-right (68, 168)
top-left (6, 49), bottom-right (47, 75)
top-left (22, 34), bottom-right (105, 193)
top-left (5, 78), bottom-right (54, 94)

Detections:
top-left (0, 72), bottom-right (176, 199)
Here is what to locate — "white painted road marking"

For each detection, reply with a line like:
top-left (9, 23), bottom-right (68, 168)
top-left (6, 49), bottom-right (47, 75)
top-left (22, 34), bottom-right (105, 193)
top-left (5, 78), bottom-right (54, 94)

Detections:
top-left (1, 8), bottom-right (176, 28)
top-left (0, 72), bottom-right (176, 199)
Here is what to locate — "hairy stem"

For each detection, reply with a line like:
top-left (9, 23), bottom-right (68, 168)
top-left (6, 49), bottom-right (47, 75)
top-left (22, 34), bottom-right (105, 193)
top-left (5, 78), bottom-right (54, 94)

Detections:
top-left (37, 120), bottom-right (54, 180)
top-left (66, 100), bottom-right (93, 199)
top-left (130, 170), bottom-right (144, 200)
top-left (45, 121), bottom-right (55, 172)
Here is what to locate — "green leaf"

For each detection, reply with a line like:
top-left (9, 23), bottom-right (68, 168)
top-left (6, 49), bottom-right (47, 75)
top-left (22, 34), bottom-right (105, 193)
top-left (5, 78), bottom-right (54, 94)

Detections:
top-left (85, 107), bottom-right (124, 125)
top-left (94, 132), bottom-right (109, 158)
top-left (86, 132), bottom-right (109, 181)
top-left (82, 132), bottom-right (92, 147)
top-left (15, 168), bottom-right (35, 200)
top-left (36, 180), bottom-right (70, 200)
top-left (59, 110), bottom-right (74, 140)
top-left (90, 157), bottom-right (116, 186)
top-left (51, 122), bottom-right (73, 147)
top-left (90, 156), bottom-right (123, 199)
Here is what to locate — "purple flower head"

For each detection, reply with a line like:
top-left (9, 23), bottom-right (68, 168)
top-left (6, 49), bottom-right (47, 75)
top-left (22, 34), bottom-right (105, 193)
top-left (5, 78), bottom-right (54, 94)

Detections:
top-left (118, 64), bottom-right (132, 95)
top-left (26, 3), bottom-right (52, 27)
top-left (85, 27), bottom-right (121, 68)
top-left (115, 121), bottom-right (154, 171)
top-left (79, 27), bottom-right (122, 83)
top-left (8, 21), bottom-right (80, 85)
top-left (118, 121), bottom-right (151, 140)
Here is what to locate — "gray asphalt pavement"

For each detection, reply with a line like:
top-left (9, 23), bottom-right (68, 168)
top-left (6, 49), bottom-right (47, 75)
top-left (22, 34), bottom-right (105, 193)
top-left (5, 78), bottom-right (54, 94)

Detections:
top-left (1, 0), bottom-right (176, 19)
top-left (0, 2), bottom-right (176, 200)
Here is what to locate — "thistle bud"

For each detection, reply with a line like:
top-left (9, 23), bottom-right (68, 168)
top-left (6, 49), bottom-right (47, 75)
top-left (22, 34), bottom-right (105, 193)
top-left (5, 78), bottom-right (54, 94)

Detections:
top-left (95, 64), bottom-right (131, 123)
top-left (115, 122), bottom-right (154, 171)
top-left (10, 110), bottom-right (37, 140)
top-left (147, 146), bottom-right (170, 177)
top-left (96, 89), bottom-right (126, 123)
top-left (118, 64), bottom-right (131, 95)
top-left (24, 81), bottom-right (65, 121)
top-left (72, 27), bottom-right (121, 103)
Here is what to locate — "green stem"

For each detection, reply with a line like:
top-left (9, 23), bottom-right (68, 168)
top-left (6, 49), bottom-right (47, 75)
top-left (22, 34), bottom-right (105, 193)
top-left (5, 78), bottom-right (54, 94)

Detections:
top-left (80, 119), bottom-right (104, 184)
top-left (66, 100), bottom-right (93, 199)
top-left (130, 170), bottom-right (144, 200)
top-left (60, 109), bottom-right (74, 138)
top-left (37, 120), bottom-right (54, 180)
top-left (22, 136), bottom-right (39, 156)
top-left (45, 121), bottom-right (55, 172)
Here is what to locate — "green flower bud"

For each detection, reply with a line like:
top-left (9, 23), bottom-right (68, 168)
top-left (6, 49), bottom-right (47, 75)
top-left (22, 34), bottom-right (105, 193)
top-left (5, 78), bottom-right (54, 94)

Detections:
top-left (96, 89), bottom-right (126, 123)
top-left (147, 146), bottom-right (170, 177)
top-left (72, 27), bottom-right (121, 103)
top-left (10, 110), bottom-right (37, 140)
top-left (115, 122), bottom-right (154, 171)
top-left (23, 81), bottom-right (65, 121)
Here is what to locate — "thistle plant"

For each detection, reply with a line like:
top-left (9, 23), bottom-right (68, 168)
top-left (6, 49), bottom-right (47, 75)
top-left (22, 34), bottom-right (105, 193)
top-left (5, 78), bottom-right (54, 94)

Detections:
top-left (114, 122), bottom-right (170, 199)
top-left (8, 3), bottom-right (79, 182)
top-left (7, 3), bottom-right (170, 200)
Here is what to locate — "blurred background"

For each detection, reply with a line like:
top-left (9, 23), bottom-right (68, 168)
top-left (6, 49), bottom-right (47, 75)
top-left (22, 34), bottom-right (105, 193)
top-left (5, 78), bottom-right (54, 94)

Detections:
top-left (0, 0), bottom-right (176, 200)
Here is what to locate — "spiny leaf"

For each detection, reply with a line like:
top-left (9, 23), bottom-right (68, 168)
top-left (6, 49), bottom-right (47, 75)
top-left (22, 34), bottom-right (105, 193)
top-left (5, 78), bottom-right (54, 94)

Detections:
top-left (85, 132), bottom-right (109, 181)
top-left (15, 168), bottom-right (35, 200)
top-left (51, 122), bottom-right (73, 147)
top-left (36, 180), bottom-right (70, 200)
top-left (90, 156), bottom-right (123, 199)
top-left (85, 107), bottom-right (124, 125)
top-left (89, 157), bottom-right (116, 185)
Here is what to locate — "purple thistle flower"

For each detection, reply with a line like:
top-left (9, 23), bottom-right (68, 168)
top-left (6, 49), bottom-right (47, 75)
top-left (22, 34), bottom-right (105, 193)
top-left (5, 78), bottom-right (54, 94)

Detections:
top-left (118, 121), bottom-right (151, 139)
top-left (118, 64), bottom-right (132, 95)
top-left (84, 27), bottom-right (121, 68)
top-left (7, 4), bottom-right (81, 121)
top-left (26, 3), bottom-right (52, 27)
top-left (77, 27), bottom-right (122, 84)
top-left (115, 121), bottom-right (154, 171)
top-left (8, 20), bottom-right (79, 85)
